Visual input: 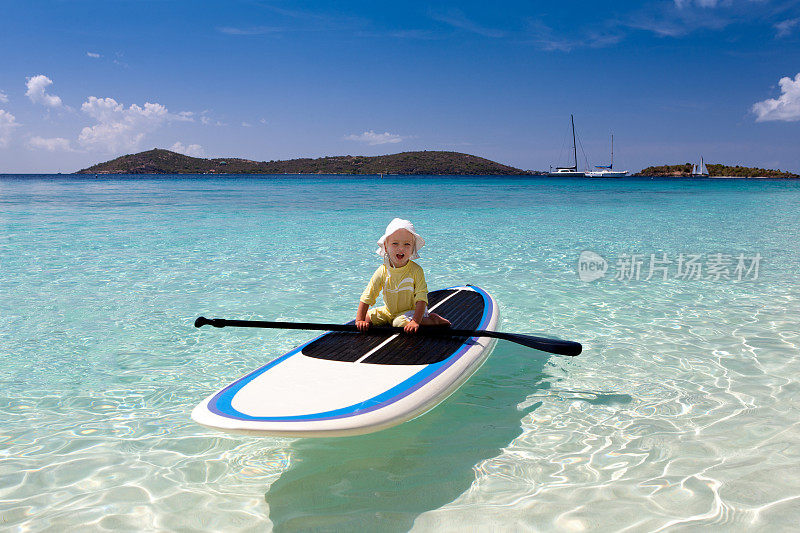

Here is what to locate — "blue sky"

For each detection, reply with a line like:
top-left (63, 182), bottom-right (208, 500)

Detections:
top-left (1, 0), bottom-right (799, 173)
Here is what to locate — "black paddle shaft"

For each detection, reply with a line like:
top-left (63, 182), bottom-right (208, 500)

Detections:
top-left (194, 317), bottom-right (582, 357)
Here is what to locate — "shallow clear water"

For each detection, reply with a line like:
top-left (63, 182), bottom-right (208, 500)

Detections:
top-left (1, 175), bottom-right (799, 531)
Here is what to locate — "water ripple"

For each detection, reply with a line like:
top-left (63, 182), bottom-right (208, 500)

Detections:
top-left (3, 176), bottom-right (800, 531)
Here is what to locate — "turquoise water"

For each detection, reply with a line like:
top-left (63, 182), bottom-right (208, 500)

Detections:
top-left (2, 175), bottom-right (799, 531)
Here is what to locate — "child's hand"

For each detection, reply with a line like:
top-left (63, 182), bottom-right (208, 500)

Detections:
top-left (356, 320), bottom-right (370, 332)
top-left (404, 320), bottom-right (419, 334)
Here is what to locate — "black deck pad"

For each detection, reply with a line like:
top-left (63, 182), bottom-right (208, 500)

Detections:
top-left (302, 289), bottom-right (486, 365)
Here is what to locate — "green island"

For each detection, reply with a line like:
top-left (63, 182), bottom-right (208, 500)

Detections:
top-left (634, 164), bottom-right (799, 178)
top-left (77, 149), bottom-right (799, 178)
top-left (78, 149), bottom-right (532, 175)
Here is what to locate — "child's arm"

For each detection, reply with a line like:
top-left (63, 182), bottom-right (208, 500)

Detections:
top-left (356, 301), bottom-right (370, 332)
top-left (358, 265), bottom-right (385, 332)
top-left (404, 300), bottom-right (427, 333)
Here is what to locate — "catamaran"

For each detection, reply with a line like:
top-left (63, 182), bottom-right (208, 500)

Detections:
top-left (691, 157), bottom-right (709, 177)
top-left (548, 115), bottom-right (585, 177)
top-left (585, 134), bottom-right (628, 178)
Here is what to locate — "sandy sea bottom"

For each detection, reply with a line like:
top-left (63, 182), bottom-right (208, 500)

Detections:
top-left (1, 175), bottom-right (799, 531)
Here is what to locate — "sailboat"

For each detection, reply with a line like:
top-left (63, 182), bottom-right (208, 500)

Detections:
top-left (585, 134), bottom-right (628, 178)
top-left (548, 115), bottom-right (585, 177)
top-left (691, 157), bottom-right (709, 177)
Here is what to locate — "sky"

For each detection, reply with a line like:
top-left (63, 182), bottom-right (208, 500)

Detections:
top-left (1, 0), bottom-right (800, 174)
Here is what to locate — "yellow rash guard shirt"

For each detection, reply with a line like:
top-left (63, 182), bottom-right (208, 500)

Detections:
top-left (360, 261), bottom-right (429, 322)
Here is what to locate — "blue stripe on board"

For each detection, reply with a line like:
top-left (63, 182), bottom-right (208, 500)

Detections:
top-left (207, 286), bottom-right (493, 422)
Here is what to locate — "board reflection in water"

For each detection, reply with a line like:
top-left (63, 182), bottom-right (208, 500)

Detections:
top-left (265, 344), bottom-right (548, 532)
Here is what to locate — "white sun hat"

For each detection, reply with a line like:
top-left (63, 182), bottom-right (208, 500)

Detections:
top-left (376, 218), bottom-right (425, 260)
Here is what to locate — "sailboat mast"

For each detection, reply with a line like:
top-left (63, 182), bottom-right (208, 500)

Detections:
top-left (571, 114), bottom-right (577, 170)
top-left (611, 134), bottom-right (614, 169)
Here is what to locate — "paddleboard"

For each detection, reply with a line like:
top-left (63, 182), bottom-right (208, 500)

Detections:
top-left (191, 285), bottom-right (499, 437)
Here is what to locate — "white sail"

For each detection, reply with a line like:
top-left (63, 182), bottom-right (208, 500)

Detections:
top-left (691, 157), bottom-right (709, 177)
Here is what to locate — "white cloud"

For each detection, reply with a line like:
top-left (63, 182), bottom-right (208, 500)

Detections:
top-left (200, 111), bottom-right (225, 126)
top-left (524, 19), bottom-right (624, 51)
top-left (87, 52), bottom-right (101, 58)
top-left (170, 141), bottom-right (204, 157)
top-left (0, 91), bottom-right (8, 104)
top-left (0, 110), bottom-right (21, 147)
top-left (775, 18), bottom-right (800, 38)
top-left (752, 73), bottom-right (800, 122)
top-left (429, 8), bottom-right (505, 38)
top-left (241, 121), bottom-right (253, 127)
top-left (218, 26), bottom-right (282, 35)
top-left (78, 96), bottom-right (192, 152)
top-left (622, 1), bottom-right (736, 39)
top-left (28, 136), bottom-right (73, 152)
top-left (25, 75), bottom-right (64, 108)
top-left (345, 130), bottom-right (404, 145)
top-left (674, 0), bottom-right (719, 8)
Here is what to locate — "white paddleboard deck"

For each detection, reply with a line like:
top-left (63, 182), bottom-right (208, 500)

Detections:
top-left (192, 285), bottom-right (499, 437)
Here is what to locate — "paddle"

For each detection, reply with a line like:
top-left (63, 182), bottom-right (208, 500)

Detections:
top-left (194, 317), bottom-right (582, 357)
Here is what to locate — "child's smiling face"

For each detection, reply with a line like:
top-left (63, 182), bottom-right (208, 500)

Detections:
top-left (385, 228), bottom-right (414, 267)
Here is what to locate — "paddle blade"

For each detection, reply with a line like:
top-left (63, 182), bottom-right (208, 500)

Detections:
top-left (495, 332), bottom-right (582, 356)
top-left (195, 316), bottom-right (226, 328)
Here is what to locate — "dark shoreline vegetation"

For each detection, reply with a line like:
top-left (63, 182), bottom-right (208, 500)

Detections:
top-left (75, 149), bottom-right (799, 178)
top-left (78, 149), bottom-right (534, 176)
top-left (634, 163), bottom-right (799, 178)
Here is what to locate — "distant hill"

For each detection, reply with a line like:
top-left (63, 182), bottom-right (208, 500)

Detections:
top-left (634, 163), bottom-right (798, 178)
top-left (77, 149), bottom-right (531, 175)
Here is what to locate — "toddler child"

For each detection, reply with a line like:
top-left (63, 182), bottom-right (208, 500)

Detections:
top-left (356, 218), bottom-right (451, 333)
